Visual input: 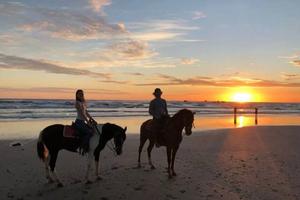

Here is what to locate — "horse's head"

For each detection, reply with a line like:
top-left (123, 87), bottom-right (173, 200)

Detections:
top-left (183, 110), bottom-right (195, 136)
top-left (113, 126), bottom-right (127, 155)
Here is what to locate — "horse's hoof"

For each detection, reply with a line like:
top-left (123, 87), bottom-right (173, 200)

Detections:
top-left (85, 180), bottom-right (92, 185)
top-left (150, 165), bottom-right (156, 170)
top-left (57, 182), bottom-right (63, 188)
top-left (168, 174), bottom-right (173, 179)
top-left (47, 179), bottom-right (54, 184)
top-left (96, 176), bottom-right (102, 181)
top-left (172, 172), bottom-right (177, 176)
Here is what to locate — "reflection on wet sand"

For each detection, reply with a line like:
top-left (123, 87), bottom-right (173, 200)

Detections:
top-left (1, 114), bottom-right (300, 139)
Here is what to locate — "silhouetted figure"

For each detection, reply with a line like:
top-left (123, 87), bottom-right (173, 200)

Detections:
top-left (149, 88), bottom-right (169, 147)
top-left (234, 107), bottom-right (237, 125)
top-left (255, 107), bottom-right (258, 124)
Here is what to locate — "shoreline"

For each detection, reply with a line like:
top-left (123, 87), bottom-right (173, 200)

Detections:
top-left (3, 124), bottom-right (300, 144)
top-left (1, 113), bottom-right (300, 140)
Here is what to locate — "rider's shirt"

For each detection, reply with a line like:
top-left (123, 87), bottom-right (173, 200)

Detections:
top-left (76, 100), bottom-right (88, 121)
top-left (149, 98), bottom-right (168, 120)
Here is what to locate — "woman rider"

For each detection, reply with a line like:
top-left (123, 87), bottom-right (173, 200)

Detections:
top-left (74, 89), bottom-right (96, 153)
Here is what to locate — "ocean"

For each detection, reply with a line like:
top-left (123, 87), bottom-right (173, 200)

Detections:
top-left (1, 99), bottom-right (300, 120)
top-left (1, 99), bottom-right (300, 139)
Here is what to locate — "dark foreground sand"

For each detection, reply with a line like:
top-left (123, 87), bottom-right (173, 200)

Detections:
top-left (1, 126), bottom-right (300, 200)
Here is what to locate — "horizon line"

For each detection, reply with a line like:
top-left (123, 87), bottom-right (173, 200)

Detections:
top-left (0, 97), bottom-right (298, 104)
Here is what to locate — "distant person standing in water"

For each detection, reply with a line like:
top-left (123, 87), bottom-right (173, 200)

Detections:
top-left (149, 88), bottom-right (169, 146)
top-left (74, 89), bottom-right (96, 154)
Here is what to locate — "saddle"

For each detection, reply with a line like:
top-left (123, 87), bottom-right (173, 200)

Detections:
top-left (146, 116), bottom-right (170, 133)
top-left (145, 118), bottom-right (170, 147)
top-left (63, 123), bottom-right (79, 138)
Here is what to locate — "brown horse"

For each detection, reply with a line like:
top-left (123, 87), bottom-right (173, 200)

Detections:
top-left (138, 109), bottom-right (195, 178)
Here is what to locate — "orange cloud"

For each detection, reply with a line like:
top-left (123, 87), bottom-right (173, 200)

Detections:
top-left (136, 74), bottom-right (300, 87)
top-left (290, 60), bottom-right (300, 67)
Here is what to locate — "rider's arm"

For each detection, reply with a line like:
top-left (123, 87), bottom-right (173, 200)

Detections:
top-left (86, 110), bottom-right (95, 123)
top-left (164, 100), bottom-right (168, 115)
top-left (149, 100), bottom-right (154, 117)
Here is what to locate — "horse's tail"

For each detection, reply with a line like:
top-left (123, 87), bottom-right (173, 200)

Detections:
top-left (37, 131), bottom-right (46, 161)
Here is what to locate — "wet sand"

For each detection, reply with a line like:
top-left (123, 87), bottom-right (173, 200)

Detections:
top-left (1, 126), bottom-right (300, 200)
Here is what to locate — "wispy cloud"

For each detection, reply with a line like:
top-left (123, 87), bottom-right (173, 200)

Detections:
top-left (281, 73), bottom-right (300, 81)
top-left (128, 20), bottom-right (200, 42)
top-left (279, 55), bottom-right (299, 59)
top-left (0, 34), bottom-right (21, 45)
top-left (176, 39), bottom-right (206, 43)
top-left (0, 1), bottom-right (125, 41)
top-left (129, 20), bottom-right (199, 31)
top-left (108, 40), bottom-right (157, 59)
top-left (100, 79), bottom-right (130, 84)
top-left (128, 72), bottom-right (145, 76)
top-left (180, 58), bottom-right (199, 65)
top-left (290, 60), bottom-right (300, 67)
top-left (74, 56), bottom-right (176, 68)
top-left (0, 1), bottom-right (203, 70)
top-left (89, 0), bottom-right (111, 12)
top-left (136, 74), bottom-right (300, 87)
top-left (192, 11), bottom-right (206, 20)
top-left (0, 1), bottom-right (25, 16)
top-left (132, 32), bottom-right (183, 42)
top-left (0, 87), bottom-right (128, 95)
top-left (279, 53), bottom-right (300, 68)
top-left (1, 1), bottom-right (124, 41)
top-left (18, 8), bottom-right (126, 41)
top-left (0, 53), bottom-right (110, 79)
top-left (65, 39), bottom-right (178, 68)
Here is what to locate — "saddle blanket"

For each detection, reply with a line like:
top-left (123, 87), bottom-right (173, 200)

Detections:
top-left (63, 125), bottom-right (78, 138)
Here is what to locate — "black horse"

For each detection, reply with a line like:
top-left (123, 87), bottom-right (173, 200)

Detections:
top-left (37, 123), bottom-right (126, 186)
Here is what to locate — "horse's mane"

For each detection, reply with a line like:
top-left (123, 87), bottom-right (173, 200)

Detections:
top-left (102, 123), bottom-right (123, 133)
top-left (102, 123), bottom-right (126, 139)
top-left (172, 109), bottom-right (192, 119)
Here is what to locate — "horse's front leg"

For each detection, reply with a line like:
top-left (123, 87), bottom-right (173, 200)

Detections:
top-left (166, 147), bottom-right (172, 178)
top-left (147, 141), bottom-right (155, 169)
top-left (95, 161), bottom-right (102, 180)
top-left (85, 152), bottom-right (93, 184)
top-left (171, 146), bottom-right (178, 176)
top-left (44, 155), bottom-right (54, 183)
top-left (93, 141), bottom-right (105, 180)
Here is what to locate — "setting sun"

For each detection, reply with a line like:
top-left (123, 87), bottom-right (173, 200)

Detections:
top-left (232, 93), bottom-right (252, 102)
top-left (219, 87), bottom-right (263, 102)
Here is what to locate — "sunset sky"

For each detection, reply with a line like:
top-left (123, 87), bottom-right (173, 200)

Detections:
top-left (0, 0), bottom-right (300, 102)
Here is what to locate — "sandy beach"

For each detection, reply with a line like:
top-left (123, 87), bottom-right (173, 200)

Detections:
top-left (0, 125), bottom-right (300, 200)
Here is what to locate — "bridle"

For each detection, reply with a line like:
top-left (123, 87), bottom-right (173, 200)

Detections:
top-left (183, 114), bottom-right (195, 134)
top-left (93, 124), bottom-right (118, 155)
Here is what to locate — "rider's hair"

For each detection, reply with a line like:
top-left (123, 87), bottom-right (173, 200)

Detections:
top-left (75, 89), bottom-right (85, 102)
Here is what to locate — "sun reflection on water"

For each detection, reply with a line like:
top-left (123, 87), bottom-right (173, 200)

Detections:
top-left (236, 115), bottom-right (254, 128)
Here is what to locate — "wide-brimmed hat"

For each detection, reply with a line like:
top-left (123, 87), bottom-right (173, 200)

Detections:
top-left (153, 88), bottom-right (162, 95)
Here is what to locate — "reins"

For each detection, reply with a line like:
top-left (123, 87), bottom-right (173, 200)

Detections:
top-left (93, 124), bottom-right (117, 155)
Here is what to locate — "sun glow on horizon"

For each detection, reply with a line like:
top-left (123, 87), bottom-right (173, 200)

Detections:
top-left (232, 92), bottom-right (252, 103)
top-left (220, 87), bottom-right (263, 102)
